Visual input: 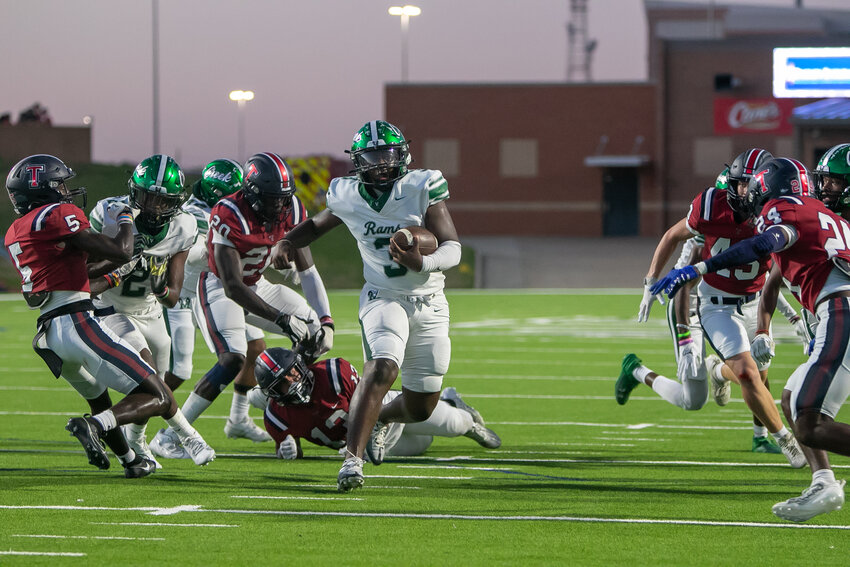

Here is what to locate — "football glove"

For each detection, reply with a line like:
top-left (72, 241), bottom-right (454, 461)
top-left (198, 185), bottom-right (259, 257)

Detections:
top-left (650, 266), bottom-right (699, 298)
top-left (750, 333), bottom-right (775, 365)
top-left (274, 312), bottom-right (313, 345)
top-left (276, 435), bottom-right (298, 460)
top-left (638, 277), bottom-right (665, 322)
top-left (315, 324), bottom-right (334, 358)
top-left (148, 256), bottom-right (169, 296)
top-left (677, 340), bottom-right (700, 380)
top-left (107, 202), bottom-right (134, 225)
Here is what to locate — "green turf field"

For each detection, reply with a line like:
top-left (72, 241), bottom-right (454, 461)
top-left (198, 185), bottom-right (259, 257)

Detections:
top-left (1, 290), bottom-right (848, 566)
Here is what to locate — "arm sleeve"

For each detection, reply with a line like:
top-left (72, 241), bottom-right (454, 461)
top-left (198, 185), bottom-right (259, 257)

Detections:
top-left (420, 240), bottom-right (462, 273)
top-left (298, 265), bottom-right (332, 321)
top-left (776, 291), bottom-right (799, 322)
top-left (698, 225), bottom-right (793, 275)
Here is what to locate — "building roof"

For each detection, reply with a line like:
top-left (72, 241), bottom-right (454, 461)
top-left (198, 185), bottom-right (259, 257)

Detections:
top-left (646, 1), bottom-right (850, 39)
top-left (791, 98), bottom-right (850, 125)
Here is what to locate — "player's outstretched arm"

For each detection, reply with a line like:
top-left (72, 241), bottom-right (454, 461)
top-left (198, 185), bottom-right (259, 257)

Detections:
top-left (215, 243), bottom-right (281, 322)
top-left (69, 216), bottom-right (134, 264)
top-left (272, 209), bottom-right (343, 269)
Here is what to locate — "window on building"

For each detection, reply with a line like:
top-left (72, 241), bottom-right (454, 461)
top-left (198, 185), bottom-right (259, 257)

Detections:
top-left (422, 139), bottom-right (460, 177)
top-left (693, 137), bottom-right (732, 177)
top-left (500, 139), bottom-right (538, 177)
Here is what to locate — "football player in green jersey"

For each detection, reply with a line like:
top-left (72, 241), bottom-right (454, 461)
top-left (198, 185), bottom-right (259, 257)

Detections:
top-left (276, 120), bottom-right (465, 491)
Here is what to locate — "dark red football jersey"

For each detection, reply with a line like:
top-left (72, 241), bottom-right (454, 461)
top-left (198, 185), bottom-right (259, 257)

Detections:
top-left (206, 191), bottom-right (307, 286)
top-left (687, 187), bottom-right (770, 294)
top-left (756, 195), bottom-right (850, 312)
top-left (264, 358), bottom-right (359, 450)
top-left (4, 202), bottom-right (91, 295)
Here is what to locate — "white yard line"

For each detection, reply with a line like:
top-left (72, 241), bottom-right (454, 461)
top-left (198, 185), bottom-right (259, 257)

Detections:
top-left (0, 551), bottom-right (86, 557)
top-left (12, 534), bottom-right (165, 541)
top-left (366, 474), bottom-right (474, 480)
top-left (231, 495), bottom-right (363, 501)
top-left (291, 484), bottom-right (422, 490)
top-left (91, 522), bottom-right (237, 528)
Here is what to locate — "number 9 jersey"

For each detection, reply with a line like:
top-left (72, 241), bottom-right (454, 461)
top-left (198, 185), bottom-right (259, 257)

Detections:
top-left (206, 191), bottom-right (307, 286)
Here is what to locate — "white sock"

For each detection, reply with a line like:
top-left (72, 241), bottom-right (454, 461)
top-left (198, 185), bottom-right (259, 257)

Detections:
top-left (813, 468), bottom-right (836, 485)
top-left (181, 392), bottom-right (213, 424)
top-left (124, 422), bottom-right (147, 441)
top-left (771, 426), bottom-right (791, 441)
top-left (753, 425), bottom-right (768, 438)
top-left (403, 401), bottom-right (473, 437)
top-left (711, 362), bottom-right (725, 382)
top-left (230, 392), bottom-right (250, 422)
top-left (92, 409), bottom-right (117, 432)
top-left (650, 375), bottom-right (685, 408)
top-left (117, 449), bottom-right (136, 464)
top-left (165, 409), bottom-right (201, 444)
top-left (633, 366), bottom-right (653, 385)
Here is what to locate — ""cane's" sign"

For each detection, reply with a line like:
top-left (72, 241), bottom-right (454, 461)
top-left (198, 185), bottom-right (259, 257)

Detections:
top-left (713, 98), bottom-right (794, 135)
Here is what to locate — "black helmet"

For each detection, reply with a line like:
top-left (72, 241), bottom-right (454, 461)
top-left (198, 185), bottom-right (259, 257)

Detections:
top-left (727, 148), bottom-right (773, 215)
top-left (745, 157), bottom-right (812, 217)
top-left (254, 347), bottom-right (314, 405)
top-left (242, 152), bottom-right (295, 224)
top-left (6, 154), bottom-right (86, 215)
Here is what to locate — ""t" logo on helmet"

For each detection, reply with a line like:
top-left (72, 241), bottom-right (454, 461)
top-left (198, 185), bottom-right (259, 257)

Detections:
top-left (26, 164), bottom-right (45, 187)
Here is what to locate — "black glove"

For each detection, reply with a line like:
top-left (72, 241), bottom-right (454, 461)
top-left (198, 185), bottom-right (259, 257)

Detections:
top-left (148, 256), bottom-right (169, 297)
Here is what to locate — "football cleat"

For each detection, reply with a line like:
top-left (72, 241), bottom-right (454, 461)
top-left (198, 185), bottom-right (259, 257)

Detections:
top-left (123, 426), bottom-right (162, 470)
top-left (224, 417), bottom-right (272, 443)
top-left (776, 434), bottom-right (808, 469)
top-left (440, 387), bottom-right (485, 426)
top-left (752, 435), bottom-right (782, 454)
top-left (464, 423), bottom-right (502, 449)
top-left (338, 456), bottom-right (365, 492)
top-left (707, 354), bottom-right (730, 406)
top-left (615, 354), bottom-right (642, 405)
top-left (773, 480), bottom-right (845, 522)
top-left (122, 454), bottom-right (157, 479)
top-left (150, 428), bottom-right (189, 460)
top-left (65, 416), bottom-right (110, 470)
top-left (183, 435), bottom-right (216, 466)
top-left (366, 421), bottom-right (403, 466)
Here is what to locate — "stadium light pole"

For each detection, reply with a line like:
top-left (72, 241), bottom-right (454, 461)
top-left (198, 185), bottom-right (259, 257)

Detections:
top-left (229, 90), bottom-right (254, 163)
top-left (388, 5), bottom-right (421, 83)
top-left (152, 0), bottom-right (160, 154)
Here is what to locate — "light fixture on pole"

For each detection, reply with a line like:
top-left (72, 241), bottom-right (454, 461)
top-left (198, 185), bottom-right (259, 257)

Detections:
top-left (388, 5), bottom-right (421, 83)
top-left (152, 0), bottom-right (160, 153)
top-left (229, 90), bottom-right (254, 163)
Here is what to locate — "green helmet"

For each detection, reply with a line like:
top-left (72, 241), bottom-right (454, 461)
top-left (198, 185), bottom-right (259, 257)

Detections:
top-left (714, 167), bottom-right (730, 191)
top-left (814, 143), bottom-right (850, 212)
top-left (129, 154), bottom-right (187, 235)
top-left (348, 120), bottom-right (411, 191)
top-left (192, 159), bottom-right (243, 208)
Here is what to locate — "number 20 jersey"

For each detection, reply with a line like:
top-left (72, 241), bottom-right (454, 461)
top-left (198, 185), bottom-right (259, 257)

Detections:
top-left (757, 195), bottom-right (850, 313)
top-left (206, 191), bottom-right (307, 286)
top-left (687, 187), bottom-right (770, 295)
top-left (326, 169), bottom-right (449, 295)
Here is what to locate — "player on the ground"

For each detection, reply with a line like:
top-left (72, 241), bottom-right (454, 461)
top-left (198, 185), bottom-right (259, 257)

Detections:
top-left (150, 152), bottom-right (333, 457)
top-left (653, 157), bottom-right (850, 522)
top-left (635, 149), bottom-right (805, 463)
top-left (250, 347), bottom-right (499, 460)
top-left (160, 159), bottom-right (271, 444)
top-left (748, 147), bottom-right (850, 522)
top-left (276, 120), bottom-right (463, 491)
top-left (4, 154), bottom-right (213, 476)
top-left (87, 154), bottom-right (215, 467)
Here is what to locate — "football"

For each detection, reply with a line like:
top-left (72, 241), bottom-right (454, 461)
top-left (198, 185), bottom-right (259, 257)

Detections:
top-left (391, 225), bottom-right (438, 255)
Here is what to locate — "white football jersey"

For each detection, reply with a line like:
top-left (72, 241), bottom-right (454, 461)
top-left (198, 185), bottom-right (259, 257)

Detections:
top-left (90, 196), bottom-right (198, 315)
top-left (180, 196), bottom-right (212, 298)
top-left (326, 169), bottom-right (449, 295)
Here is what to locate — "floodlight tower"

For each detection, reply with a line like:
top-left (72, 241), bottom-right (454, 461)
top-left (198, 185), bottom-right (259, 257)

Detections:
top-left (566, 0), bottom-right (596, 82)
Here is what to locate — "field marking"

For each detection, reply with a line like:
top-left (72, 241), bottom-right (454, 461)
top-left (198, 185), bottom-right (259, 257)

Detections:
top-left (397, 465), bottom-right (516, 471)
top-left (231, 495), bottom-right (363, 501)
top-left (4, 502), bottom-right (848, 530)
top-left (292, 484), bottom-right (422, 490)
top-left (205, 508), bottom-right (850, 530)
top-left (490, 421), bottom-right (753, 431)
top-left (12, 534), bottom-right (165, 541)
top-left (366, 474), bottom-right (474, 480)
top-left (0, 551), bottom-right (86, 557)
top-left (91, 522), bottom-right (237, 528)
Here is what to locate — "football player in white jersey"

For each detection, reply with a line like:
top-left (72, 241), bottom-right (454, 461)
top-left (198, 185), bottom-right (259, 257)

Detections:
top-left (160, 159), bottom-right (271, 444)
top-left (88, 155), bottom-right (214, 467)
top-left (276, 120), bottom-right (463, 491)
